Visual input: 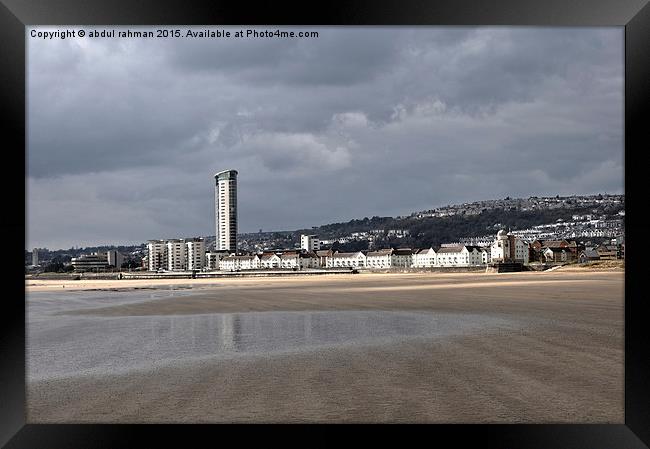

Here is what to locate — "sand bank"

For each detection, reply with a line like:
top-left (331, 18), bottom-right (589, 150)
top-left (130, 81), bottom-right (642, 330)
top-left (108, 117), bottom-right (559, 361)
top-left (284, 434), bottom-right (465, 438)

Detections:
top-left (27, 270), bottom-right (624, 423)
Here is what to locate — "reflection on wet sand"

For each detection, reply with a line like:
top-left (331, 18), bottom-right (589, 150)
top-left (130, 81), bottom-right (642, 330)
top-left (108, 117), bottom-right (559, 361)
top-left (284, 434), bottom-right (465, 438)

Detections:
top-left (28, 308), bottom-right (519, 381)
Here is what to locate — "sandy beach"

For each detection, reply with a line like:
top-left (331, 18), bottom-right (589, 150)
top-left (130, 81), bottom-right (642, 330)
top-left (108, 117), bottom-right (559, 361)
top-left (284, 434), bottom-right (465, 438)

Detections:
top-left (26, 269), bottom-right (624, 423)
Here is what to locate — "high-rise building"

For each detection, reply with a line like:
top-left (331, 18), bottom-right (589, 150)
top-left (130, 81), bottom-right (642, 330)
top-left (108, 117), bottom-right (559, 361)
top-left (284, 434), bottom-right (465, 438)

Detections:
top-left (215, 169), bottom-right (238, 252)
top-left (32, 248), bottom-right (39, 266)
top-left (166, 239), bottom-right (188, 271)
top-left (147, 239), bottom-right (167, 271)
top-left (186, 238), bottom-right (206, 271)
top-left (300, 234), bottom-right (320, 252)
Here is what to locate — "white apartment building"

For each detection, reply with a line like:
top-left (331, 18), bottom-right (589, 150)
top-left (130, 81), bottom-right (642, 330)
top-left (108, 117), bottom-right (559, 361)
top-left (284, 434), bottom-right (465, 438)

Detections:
top-left (166, 239), bottom-right (188, 271)
top-left (412, 248), bottom-right (437, 268)
top-left (463, 246), bottom-right (485, 265)
top-left (300, 234), bottom-right (321, 252)
top-left (327, 251), bottom-right (366, 268)
top-left (281, 252), bottom-right (300, 269)
top-left (32, 248), bottom-right (39, 266)
top-left (436, 246), bottom-right (483, 267)
top-left (219, 255), bottom-right (260, 271)
top-left (366, 249), bottom-right (393, 269)
top-left (186, 238), bottom-right (206, 271)
top-left (147, 239), bottom-right (167, 271)
top-left (279, 252), bottom-right (320, 269)
top-left (490, 230), bottom-right (529, 264)
top-left (365, 248), bottom-right (413, 269)
top-left (215, 169), bottom-right (238, 252)
top-left (259, 253), bottom-right (281, 269)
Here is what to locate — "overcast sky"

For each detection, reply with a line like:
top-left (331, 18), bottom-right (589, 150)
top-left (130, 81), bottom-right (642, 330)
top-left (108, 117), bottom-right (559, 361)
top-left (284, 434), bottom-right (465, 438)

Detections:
top-left (27, 26), bottom-right (624, 250)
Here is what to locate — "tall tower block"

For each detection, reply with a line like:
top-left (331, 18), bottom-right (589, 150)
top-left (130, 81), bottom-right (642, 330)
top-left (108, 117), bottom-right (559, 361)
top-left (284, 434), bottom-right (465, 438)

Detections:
top-left (215, 169), bottom-right (238, 252)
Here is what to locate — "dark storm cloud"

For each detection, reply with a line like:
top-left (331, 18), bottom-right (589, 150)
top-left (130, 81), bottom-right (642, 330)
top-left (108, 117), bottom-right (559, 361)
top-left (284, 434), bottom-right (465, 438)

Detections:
top-left (167, 28), bottom-right (404, 86)
top-left (27, 27), bottom-right (623, 249)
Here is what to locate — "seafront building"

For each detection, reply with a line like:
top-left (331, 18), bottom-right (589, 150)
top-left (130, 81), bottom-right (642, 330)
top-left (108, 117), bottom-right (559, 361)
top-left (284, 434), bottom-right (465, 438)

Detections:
top-left (490, 230), bottom-right (530, 264)
top-left (186, 238), bottom-right (206, 270)
top-left (137, 228), bottom-right (628, 273)
top-left (32, 248), bottom-right (39, 266)
top-left (327, 251), bottom-right (367, 268)
top-left (365, 248), bottom-right (413, 269)
top-left (412, 248), bottom-right (437, 268)
top-left (71, 250), bottom-right (125, 272)
top-left (436, 245), bottom-right (486, 267)
top-left (147, 237), bottom-right (206, 271)
top-left (215, 169), bottom-right (238, 252)
top-left (147, 239), bottom-right (167, 271)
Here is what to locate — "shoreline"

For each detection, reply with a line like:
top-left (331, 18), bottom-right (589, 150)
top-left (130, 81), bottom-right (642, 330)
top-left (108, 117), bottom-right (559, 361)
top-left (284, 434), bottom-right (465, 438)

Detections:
top-left (25, 267), bottom-right (623, 293)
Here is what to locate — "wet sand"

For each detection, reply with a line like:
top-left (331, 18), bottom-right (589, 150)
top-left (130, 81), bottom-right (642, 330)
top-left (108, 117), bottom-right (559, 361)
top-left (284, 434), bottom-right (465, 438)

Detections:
top-left (27, 270), bottom-right (624, 423)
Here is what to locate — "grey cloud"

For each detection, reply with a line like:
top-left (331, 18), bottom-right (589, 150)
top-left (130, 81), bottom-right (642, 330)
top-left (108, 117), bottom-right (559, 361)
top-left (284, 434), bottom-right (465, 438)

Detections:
top-left (27, 27), bottom-right (623, 249)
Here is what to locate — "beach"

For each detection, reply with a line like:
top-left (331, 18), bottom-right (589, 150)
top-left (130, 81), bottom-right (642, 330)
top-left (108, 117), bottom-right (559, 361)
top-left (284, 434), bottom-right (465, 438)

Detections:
top-left (26, 269), bottom-right (624, 423)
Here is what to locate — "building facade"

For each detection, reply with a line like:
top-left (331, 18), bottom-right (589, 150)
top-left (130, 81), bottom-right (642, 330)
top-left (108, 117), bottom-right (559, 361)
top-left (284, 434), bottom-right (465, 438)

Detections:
top-left (186, 238), bottom-right (206, 271)
top-left (327, 251), bottom-right (366, 268)
top-left (215, 169), bottom-right (238, 252)
top-left (106, 250), bottom-right (124, 268)
top-left (219, 255), bottom-right (260, 271)
top-left (437, 246), bottom-right (472, 267)
top-left (166, 239), bottom-right (188, 271)
top-left (205, 251), bottom-right (228, 270)
top-left (365, 249), bottom-right (393, 269)
top-left (71, 253), bottom-right (110, 272)
top-left (300, 234), bottom-right (320, 252)
top-left (490, 230), bottom-right (529, 264)
top-left (259, 253), bottom-right (281, 269)
top-left (147, 239), bottom-right (167, 271)
top-left (412, 248), bottom-right (437, 268)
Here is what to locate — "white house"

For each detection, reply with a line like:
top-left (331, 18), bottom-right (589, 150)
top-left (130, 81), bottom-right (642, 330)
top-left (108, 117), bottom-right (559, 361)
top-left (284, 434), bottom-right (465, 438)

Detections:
top-left (327, 251), bottom-right (366, 268)
top-left (412, 248), bottom-right (437, 268)
top-left (365, 248), bottom-right (413, 269)
top-left (365, 249), bottom-right (393, 269)
top-left (219, 254), bottom-right (260, 271)
top-left (259, 253), bottom-right (281, 269)
top-left (436, 246), bottom-right (481, 267)
top-left (281, 252), bottom-right (320, 269)
top-left (280, 252), bottom-right (301, 269)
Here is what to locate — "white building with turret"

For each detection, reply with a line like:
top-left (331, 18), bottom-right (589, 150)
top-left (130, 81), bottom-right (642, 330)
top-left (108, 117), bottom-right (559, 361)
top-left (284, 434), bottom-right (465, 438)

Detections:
top-left (490, 230), bottom-right (529, 264)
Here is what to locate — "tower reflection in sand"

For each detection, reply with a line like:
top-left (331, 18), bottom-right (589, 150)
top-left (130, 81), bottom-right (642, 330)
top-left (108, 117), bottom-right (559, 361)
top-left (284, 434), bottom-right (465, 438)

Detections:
top-left (28, 305), bottom-right (520, 381)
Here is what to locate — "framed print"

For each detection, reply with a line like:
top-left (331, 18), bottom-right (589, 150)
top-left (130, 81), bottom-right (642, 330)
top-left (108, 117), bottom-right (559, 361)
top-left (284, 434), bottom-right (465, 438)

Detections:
top-left (2, 0), bottom-right (649, 447)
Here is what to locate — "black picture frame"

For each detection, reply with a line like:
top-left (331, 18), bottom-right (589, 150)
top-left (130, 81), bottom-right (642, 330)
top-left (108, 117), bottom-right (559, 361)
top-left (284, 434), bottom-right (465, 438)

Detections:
top-left (2, 0), bottom-right (648, 447)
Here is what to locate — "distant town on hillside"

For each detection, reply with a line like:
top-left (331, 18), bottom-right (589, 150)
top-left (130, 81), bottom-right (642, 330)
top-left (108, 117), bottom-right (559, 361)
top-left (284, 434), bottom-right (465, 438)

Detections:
top-left (26, 193), bottom-right (624, 273)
